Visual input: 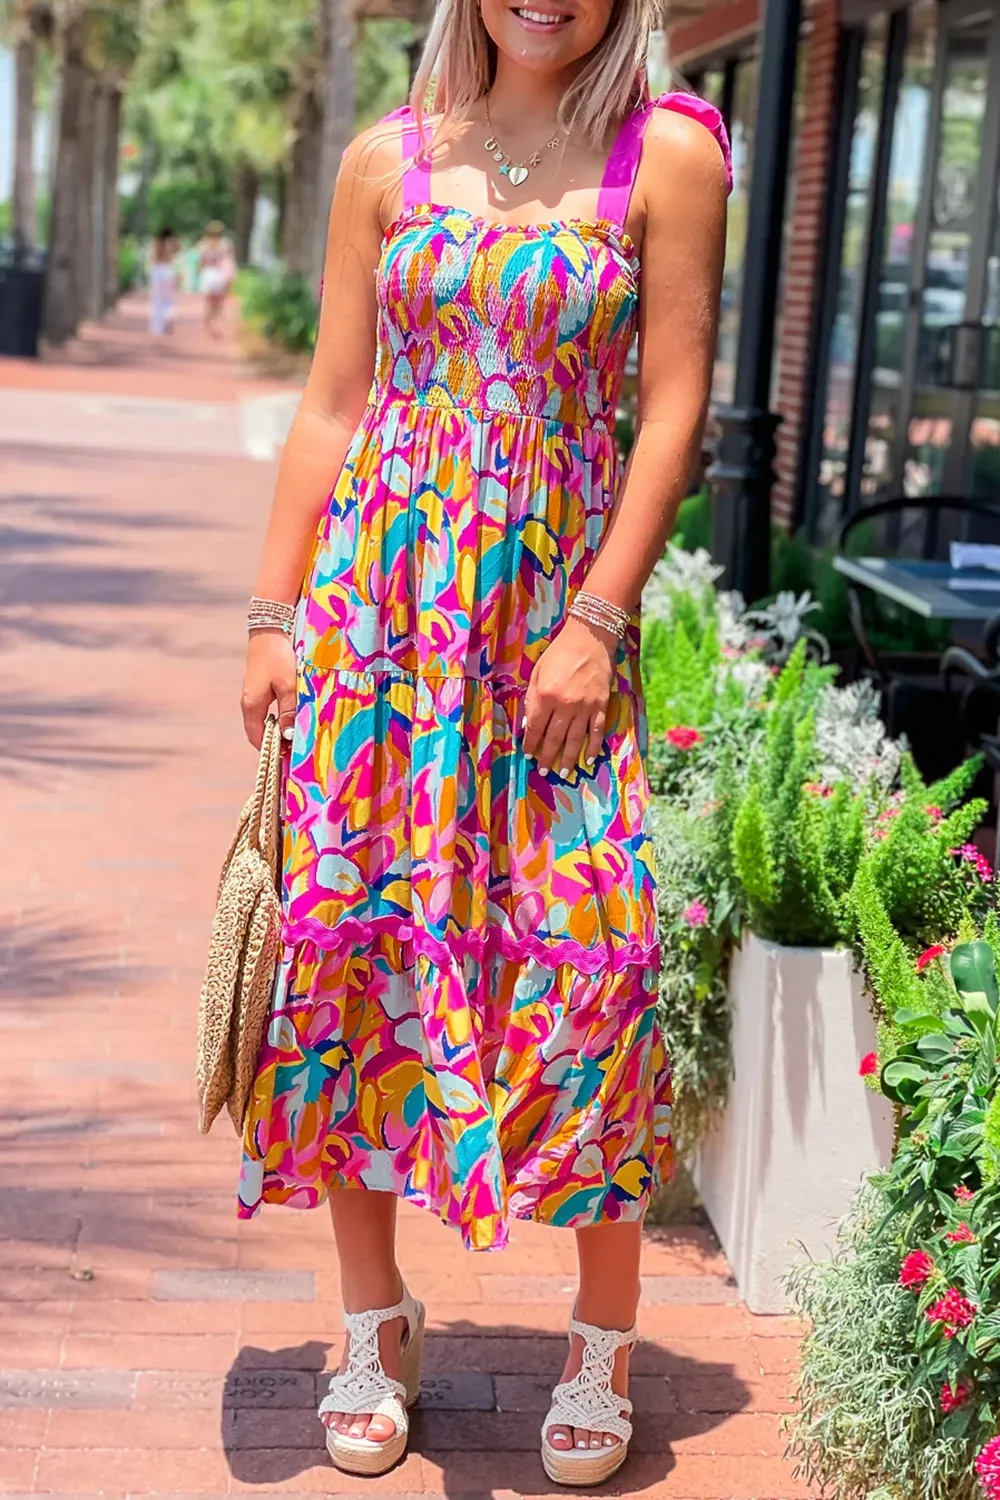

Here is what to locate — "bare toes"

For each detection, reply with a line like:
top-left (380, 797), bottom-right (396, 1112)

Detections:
top-left (549, 1424), bottom-right (572, 1450)
top-left (366, 1415), bottom-right (396, 1443)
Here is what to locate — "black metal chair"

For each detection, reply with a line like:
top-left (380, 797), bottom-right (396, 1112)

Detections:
top-left (837, 495), bottom-right (1000, 783)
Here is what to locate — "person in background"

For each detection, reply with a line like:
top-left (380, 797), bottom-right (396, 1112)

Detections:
top-left (197, 220), bottom-right (235, 340)
top-left (147, 226), bottom-right (179, 337)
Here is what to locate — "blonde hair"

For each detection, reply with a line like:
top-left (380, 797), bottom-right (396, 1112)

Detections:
top-left (410, 0), bottom-right (659, 150)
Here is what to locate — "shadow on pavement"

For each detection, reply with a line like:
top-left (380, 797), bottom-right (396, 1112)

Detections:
top-left (223, 1322), bottom-right (751, 1495)
top-left (0, 691), bottom-right (160, 779)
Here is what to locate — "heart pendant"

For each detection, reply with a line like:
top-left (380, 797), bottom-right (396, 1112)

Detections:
top-left (508, 165), bottom-right (529, 188)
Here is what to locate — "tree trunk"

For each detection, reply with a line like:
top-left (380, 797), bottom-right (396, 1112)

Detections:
top-left (13, 30), bottom-right (38, 260)
top-left (233, 162), bottom-right (259, 267)
top-left (284, 86), bottom-right (322, 277)
top-left (44, 13), bottom-right (89, 346)
top-left (312, 0), bottom-right (355, 289)
top-left (103, 87), bottom-right (123, 311)
top-left (75, 67), bottom-right (98, 323)
top-left (92, 84), bottom-right (109, 317)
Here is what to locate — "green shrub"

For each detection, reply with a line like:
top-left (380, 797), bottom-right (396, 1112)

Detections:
top-left (118, 235), bottom-right (143, 292)
top-left (239, 268), bottom-right (318, 355)
top-left (124, 178), bottom-right (236, 242)
top-left (671, 487), bottom-right (712, 553)
top-left (789, 941), bottom-right (1000, 1500)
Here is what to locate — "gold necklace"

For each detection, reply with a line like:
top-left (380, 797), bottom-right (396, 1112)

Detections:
top-left (483, 97), bottom-right (560, 188)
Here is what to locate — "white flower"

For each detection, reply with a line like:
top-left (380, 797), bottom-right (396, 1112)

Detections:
top-left (815, 680), bottom-right (901, 792)
top-left (642, 545), bottom-right (724, 620)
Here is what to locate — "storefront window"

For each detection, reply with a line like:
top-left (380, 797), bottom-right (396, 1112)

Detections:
top-left (862, 1), bottom-right (937, 502)
top-left (812, 22), bottom-right (888, 540)
top-left (969, 201), bottom-right (1000, 498)
top-left (713, 53), bottom-right (757, 406)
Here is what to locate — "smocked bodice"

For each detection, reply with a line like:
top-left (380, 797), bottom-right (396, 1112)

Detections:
top-left (373, 206), bottom-right (640, 430)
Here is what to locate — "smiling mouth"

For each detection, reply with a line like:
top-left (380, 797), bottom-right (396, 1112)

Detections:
top-left (511, 6), bottom-right (573, 26)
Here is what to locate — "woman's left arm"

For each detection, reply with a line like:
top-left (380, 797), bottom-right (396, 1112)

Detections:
top-left (523, 112), bottom-right (728, 776)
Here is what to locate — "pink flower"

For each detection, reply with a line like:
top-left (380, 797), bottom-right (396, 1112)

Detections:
top-left (899, 1250), bottom-right (934, 1290)
top-left (805, 782), bottom-right (833, 798)
top-left (940, 1379), bottom-right (973, 1414)
top-left (955, 1185), bottom-right (975, 1204)
top-left (859, 1052), bottom-right (878, 1078)
top-left (926, 1287), bottom-right (977, 1337)
top-left (917, 945), bottom-right (945, 972)
top-left (683, 901), bottom-right (709, 928)
top-left (977, 1436), bottom-right (1000, 1499)
top-left (958, 843), bottom-right (981, 862)
top-left (978, 854), bottom-right (995, 883)
top-left (927, 805), bottom-right (944, 822)
top-left (666, 726), bottom-right (703, 751)
top-left (946, 1223), bottom-right (976, 1245)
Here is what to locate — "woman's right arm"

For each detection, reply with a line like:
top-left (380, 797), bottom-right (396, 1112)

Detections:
top-left (240, 126), bottom-right (399, 749)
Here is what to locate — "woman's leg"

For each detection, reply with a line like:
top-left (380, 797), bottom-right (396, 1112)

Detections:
top-left (547, 1219), bottom-right (643, 1453)
top-left (322, 1189), bottom-right (408, 1444)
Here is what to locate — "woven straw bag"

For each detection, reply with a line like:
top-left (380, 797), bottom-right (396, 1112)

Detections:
top-left (196, 712), bottom-right (283, 1134)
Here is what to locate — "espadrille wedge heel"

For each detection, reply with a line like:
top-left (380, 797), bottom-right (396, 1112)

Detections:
top-left (319, 1289), bottom-right (425, 1477)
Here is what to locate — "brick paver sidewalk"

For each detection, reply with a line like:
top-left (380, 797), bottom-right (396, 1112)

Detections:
top-left (0, 291), bottom-right (805, 1498)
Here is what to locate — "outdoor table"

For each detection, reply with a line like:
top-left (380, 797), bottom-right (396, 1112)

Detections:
top-left (833, 556), bottom-right (1000, 622)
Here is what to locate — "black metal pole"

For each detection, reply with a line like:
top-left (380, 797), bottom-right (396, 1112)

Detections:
top-left (709, 0), bottom-right (804, 602)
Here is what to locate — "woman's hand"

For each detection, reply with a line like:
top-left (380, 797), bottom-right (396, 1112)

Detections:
top-left (522, 618), bottom-right (616, 776)
top-left (241, 631), bottom-right (297, 750)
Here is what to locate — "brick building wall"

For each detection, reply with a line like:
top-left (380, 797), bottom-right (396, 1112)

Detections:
top-left (669, 0), bottom-right (842, 529)
top-left (771, 0), bottom-right (839, 526)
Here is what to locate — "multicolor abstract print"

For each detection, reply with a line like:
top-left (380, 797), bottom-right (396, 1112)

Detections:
top-left (239, 93), bottom-right (732, 1250)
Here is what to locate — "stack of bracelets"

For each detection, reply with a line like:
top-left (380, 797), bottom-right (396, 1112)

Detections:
top-left (567, 591), bottom-right (631, 641)
top-left (247, 597), bottom-right (296, 638)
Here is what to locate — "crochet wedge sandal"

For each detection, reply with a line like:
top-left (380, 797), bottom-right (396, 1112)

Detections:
top-left (319, 1289), bottom-right (425, 1477)
top-left (541, 1314), bottom-right (636, 1487)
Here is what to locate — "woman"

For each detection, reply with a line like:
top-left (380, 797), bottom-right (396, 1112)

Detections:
top-left (197, 220), bottom-right (234, 339)
top-left (237, 0), bottom-right (729, 1483)
top-left (148, 226), bottom-right (179, 337)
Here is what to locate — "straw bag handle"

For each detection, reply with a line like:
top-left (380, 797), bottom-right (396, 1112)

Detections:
top-left (246, 711), bottom-right (283, 878)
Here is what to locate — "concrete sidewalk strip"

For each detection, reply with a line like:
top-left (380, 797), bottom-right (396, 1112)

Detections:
top-left (0, 292), bottom-right (803, 1497)
top-left (151, 1270), bottom-right (316, 1302)
top-left (0, 389), bottom-right (247, 459)
top-left (239, 390), bottom-right (301, 461)
top-left (0, 1370), bottom-right (137, 1409)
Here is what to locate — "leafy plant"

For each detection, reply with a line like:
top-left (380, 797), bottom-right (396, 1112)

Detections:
top-left (239, 267), bottom-right (318, 354)
top-left (650, 799), bottom-right (741, 1151)
top-left (789, 936), bottom-right (1000, 1499)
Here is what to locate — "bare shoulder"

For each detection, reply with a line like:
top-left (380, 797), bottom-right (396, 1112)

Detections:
top-left (639, 108), bottom-right (729, 214)
top-left (340, 117), bottom-right (409, 184)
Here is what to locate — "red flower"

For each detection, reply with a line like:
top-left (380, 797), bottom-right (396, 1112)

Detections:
top-left (859, 1052), bottom-right (878, 1078)
top-left (977, 1436), bottom-right (1000, 1499)
top-left (927, 805), bottom-right (943, 822)
top-left (916, 945), bottom-right (945, 972)
top-left (805, 782), bottom-right (834, 798)
top-left (899, 1250), bottom-right (934, 1290)
top-left (940, 1379), bottom-right (973, 1414)
top-left (946, 1223), bottom-right (976, 1245)
top-left (955, 1185), bottom-right (975, 1204)
top-left (926, 1287), bottom-right (977, 1337)
top-left (666, 726), bottom-right (703, 751)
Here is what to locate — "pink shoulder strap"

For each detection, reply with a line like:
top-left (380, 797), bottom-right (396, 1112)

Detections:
top-left (596, 91), bottom-right (733, 226)
top-left (382, 105), bottom-right (431, 210)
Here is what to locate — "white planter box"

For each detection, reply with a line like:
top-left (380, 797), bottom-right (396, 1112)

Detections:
top-left (693, 931), bottom-right (895, 1314)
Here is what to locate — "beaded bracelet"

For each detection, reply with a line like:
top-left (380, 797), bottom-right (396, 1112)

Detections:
top-left (248, 596), bottom-right (296, 638)
top-left (568, 591), bottom-right (631, 641)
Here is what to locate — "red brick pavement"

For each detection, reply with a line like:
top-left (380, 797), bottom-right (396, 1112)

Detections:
top-left (0, 292), bottom-right (806, 1497)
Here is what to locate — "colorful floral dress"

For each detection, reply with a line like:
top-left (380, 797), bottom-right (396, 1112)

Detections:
top-left (239, 93), bottom-right (732, 1251)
